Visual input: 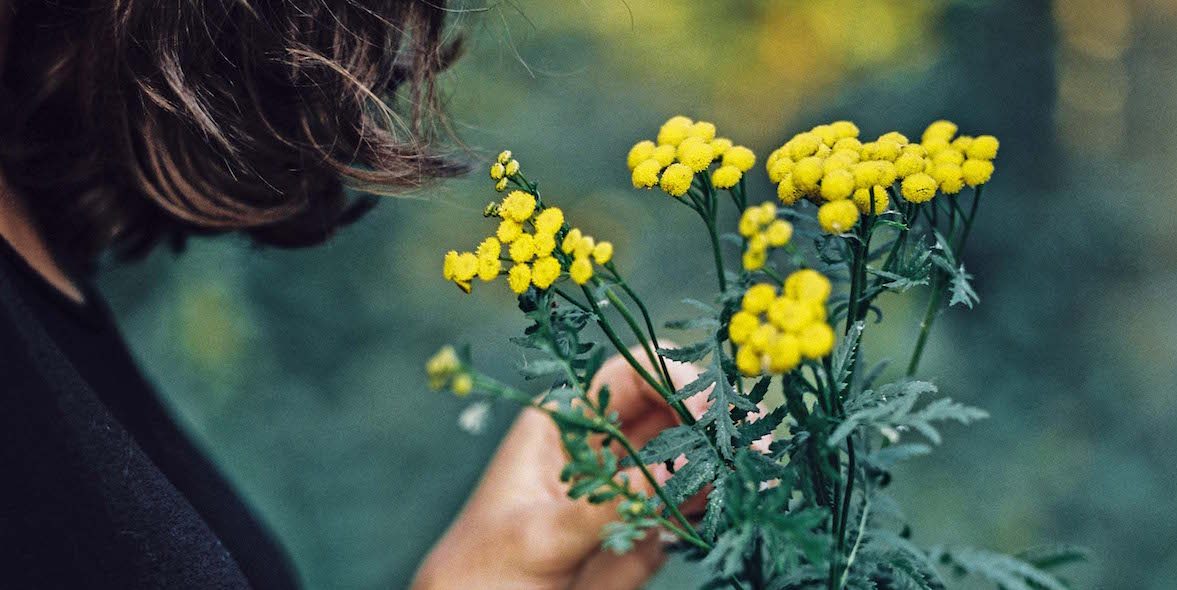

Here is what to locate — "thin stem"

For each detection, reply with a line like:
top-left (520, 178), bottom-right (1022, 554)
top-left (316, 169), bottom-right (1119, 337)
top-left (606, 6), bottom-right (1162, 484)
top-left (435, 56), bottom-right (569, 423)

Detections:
top-left (702, 212), bottom-right (728, 293)
top-left (603, 287), bottom-right (691, 421)
top-left (837, 498), bottom-right (871, 590)
top-left (582, 286), bottom-right (694, 425)
top-left (608, 266), bottom-right (679, 395)
top-left (905, 278), bottom-right (944, 377)
top-left (610, 427), bottom-right (709, 549)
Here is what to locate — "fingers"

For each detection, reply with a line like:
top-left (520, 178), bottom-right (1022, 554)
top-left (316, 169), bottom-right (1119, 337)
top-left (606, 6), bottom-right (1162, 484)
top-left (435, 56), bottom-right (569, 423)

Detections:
top-left (568, 531), bottom-right (667, 590)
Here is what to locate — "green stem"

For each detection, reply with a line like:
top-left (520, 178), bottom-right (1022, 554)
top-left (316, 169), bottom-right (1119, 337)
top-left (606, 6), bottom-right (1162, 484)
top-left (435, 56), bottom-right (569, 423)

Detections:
top-left (582, 286), bottom-right (694, 425)
top-left (609, 427), bottom-right (709, 550)
top-left (608, 267), bottom-right (679, 394)
top-left (603, 287), bottom-right (689, 419)
top-left (905, 276), bottom-right (944, 377)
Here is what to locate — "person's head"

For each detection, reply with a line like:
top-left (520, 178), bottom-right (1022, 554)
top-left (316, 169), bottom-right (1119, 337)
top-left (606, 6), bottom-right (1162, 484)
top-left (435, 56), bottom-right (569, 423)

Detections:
top-left (0, 1), bottom-right (462, 264)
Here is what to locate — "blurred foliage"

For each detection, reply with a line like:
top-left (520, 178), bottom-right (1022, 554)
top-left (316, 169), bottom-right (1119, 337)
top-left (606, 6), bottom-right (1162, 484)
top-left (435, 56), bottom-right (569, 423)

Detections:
top-left (97, 0), bottom-right (1177, 588)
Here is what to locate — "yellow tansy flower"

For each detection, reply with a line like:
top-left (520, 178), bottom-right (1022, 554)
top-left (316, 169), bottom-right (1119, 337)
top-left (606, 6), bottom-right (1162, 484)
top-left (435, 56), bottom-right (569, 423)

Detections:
top-left (766, 334), bottom-right (802, 373)
top-left (817, 200), bottom-right (860, 234)
top-left (508, 264), bottom-right (531, 294)
top-left (592, 241), bottom-right (614, 265)
top-left (820, 169), bottom-right (855, 201)
top-left (777, 174), bottom-right (802, 205)
top-left (627, 140), bottom-right (656, 170)
top-left (742, 283), bottom-right (777, 314)
top-left (497, 219), bottom-right (523, 244)
top-left (657, 115), bottom-right (693, 146)
top-left (534, 208), bottom-right (564, 235)
top-left (711, 165), bottom-right (742, 189)
top-left (660, 163), bottom-right (695, 197)
top-left (569, 257), bottom-right (593, 285)
top-left (962, 159), bottom-right (995, 186)
top-left (632, 158), bottom-right (662, 189)
top-left (967, 135), bottom-right (999, 160)
top-left (501, 191), bottom-right (537, 222)
top-left (723, 146), bottom-right (756, 172)
top-left (764, 220), bottom-right (793, 247)
top-left (509, 233), bottom-right (536, 263)
top-left (729, 311), bottom-right (760, 345)
top-left (901, 173), bottom-right (938, 203)
top-left (798, 323), bottom-right (836, 359)
top-left (853, 186), bottom-right (890, 215)
top-left (561, 228), bottom-right (582, 254)
top-left (676, 137), bottom-right (715, 172)
top-left (785, 269), bottom-right (832, 302)
top-left (531, 256), bottom-right (561, 289)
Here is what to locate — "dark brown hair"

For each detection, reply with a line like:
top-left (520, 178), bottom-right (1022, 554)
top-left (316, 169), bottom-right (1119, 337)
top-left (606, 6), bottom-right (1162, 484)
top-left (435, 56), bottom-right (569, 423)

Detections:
top-left (0, 0), bottom-right (463, 263)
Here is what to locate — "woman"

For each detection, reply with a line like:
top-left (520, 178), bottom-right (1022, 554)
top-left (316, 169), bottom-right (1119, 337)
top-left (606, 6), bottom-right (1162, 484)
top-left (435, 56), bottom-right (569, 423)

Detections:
top-left (0, 2), bottom-right (690, 588)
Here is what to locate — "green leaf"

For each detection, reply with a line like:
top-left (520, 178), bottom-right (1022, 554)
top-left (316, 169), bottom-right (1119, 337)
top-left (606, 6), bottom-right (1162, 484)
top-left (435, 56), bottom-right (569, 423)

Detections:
top-left (830, 321), bottom-right (865, 393)
top-left (868, 443), bottom-right (933, 469)
top-left (663, 447), bottom-right (721, 504)
top-left (665, 315), bottom-right (720, 331)
top-left (737, 405), bottom-right (787, 447)
top-left (657, 340), bottom-right (714, 363)
top-left (1014, 544), bottom-right (1090, 572)
top-left (746, 376), bottom-right (773, 405)
top-left (629, 425), bottom-right (710, 465)
top-left (831, 380), bottom-right (987, 446)
top-left (930, 545), bottom-right (1073, 590)
top-left (519, 358), bottom-right (566, 379)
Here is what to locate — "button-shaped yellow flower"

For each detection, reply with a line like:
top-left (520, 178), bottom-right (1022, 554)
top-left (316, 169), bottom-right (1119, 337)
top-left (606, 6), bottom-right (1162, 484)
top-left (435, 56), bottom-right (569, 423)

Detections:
top-left (853, 186), bottom-right (890, 215)
top-left (901, 172), bottom-right (938, 203)
top-left (788, 133), bottom-right (821, 159)
top-left (561, 228), bottom-right (582, 254)
top-left (764, 220), bottom-right (793, 247)
top-left (798, 323), bottom-right (836, 359)
top-left (729, 311), bottom-right (759, 345)
top-left (922, 120), bottom-right (958, 143)
top-left (496, 219), bottom-right (523, 244)
top-left (501, 190), bottom-right (537, 222)
top-left (785, 269), bottom-right (832, 303)
top-left (508, 264), bottom-right (531, 294)
top-left (792, 157), bottom-right (824, 193)
top-left (742, 283), bottom-right (777, 314)
top-left (817, 200), bottom-right (860, 234)
top-left (534, 207), bottom-right (564, 235)
top-left (632, 158), bottom-right (662, 189)
top-left (652, 144), bottom-right (677, 167)
top-left (765, 334), bottom-right (802, 373)
top-left (676, 137), bottom-right (715, 172)
top-left (736, 345), bottom-right (762, 377)
top-left (830, 120), bottom-right (860, 139)
top-left (531, 256), bottom-right (561, 289)
top-left (476, 237), bottom-right (501, 261)
top-left (966, 135), bottom-right (999, 160)
top-left (767, 297), bottom-right (813, 333)
top-left (722, 146), bottom-right (756, 172)
top-left (657, 115), bottom-right (693, 146)
top-left (777, 174), bottom-right (802, 205)
top-left (768, 157), bottom-right (794, 183)
top-left (659, 163), bottom-right (695, 197)
top-left (627, 140), bottom-right (656, 170)
top-left (742, 248), bottom-right (767, 271)
top-left (569, 257), bottom-right (593, 285)
top-left (490, 162), bottom-right (505, 180)
top-left (509, 233), bottom-right (536, 262)
top-left (592, 241), bottom-right (614, 265)
top-left (962, 159), bottom-right (995, 186)
top-left (933, 163), bottom-right (965, 195)
top-left (687, 121), bottom-right (717, 141)
top-left (711, 165), bottom-right (742, 189)
top-left (710, 138), bottom-right (733, 155)
top-left (533, 232), bottom-right (556, 257)
top-left (820, 169), bottom-right (855, 201)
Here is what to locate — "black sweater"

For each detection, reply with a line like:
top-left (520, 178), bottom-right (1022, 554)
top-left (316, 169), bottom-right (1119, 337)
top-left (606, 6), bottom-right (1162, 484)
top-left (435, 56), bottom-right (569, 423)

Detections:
top-left (0, 238), bottom-right (299, 589)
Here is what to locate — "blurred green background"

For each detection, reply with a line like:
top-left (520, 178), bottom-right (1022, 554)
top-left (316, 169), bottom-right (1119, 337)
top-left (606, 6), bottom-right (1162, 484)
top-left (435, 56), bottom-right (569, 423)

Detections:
top-left (97, 0), bottom-right (1177, 588)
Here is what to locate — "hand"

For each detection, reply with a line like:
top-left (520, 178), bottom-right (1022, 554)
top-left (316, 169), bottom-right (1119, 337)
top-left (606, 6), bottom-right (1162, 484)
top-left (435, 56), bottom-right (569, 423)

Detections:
top-left (411, 350), bottom-right (707, 590)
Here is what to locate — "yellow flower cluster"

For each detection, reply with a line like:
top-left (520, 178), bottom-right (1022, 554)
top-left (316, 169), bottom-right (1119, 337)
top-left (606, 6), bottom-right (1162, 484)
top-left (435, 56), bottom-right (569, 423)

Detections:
top-left (444, 156), bottom-right (615, 295)
top-left (628, 116), bottom-right (757, 197)
top-left (766, 120), bottom-right (999, 234)
top-left (737, 202), bottom-right (794, 271)
top-left (729, 269), bottom-right (836, 377)
top-left (426, 346), bottom-right (472, 395)
top-left (489, 150), bottom-right (521, 192)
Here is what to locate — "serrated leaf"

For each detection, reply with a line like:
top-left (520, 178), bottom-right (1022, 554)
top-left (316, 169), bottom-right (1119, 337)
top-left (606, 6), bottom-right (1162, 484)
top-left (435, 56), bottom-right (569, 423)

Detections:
top-left (629, 425), bottom-right (710, 465)
top-left (737, 405), bottom-right (787, 447)
top-left (830, 380), bottom-right (987, 445)
top-left (663, 449), bottom-right (721, 504)
top-left (868, 443), bottom-right (933, 469)
top-left (657, 340), bottom-right (714, 363)
top-left (665, 316), bottom-right (721, 331)
top-left (1014, 544), bottom-right (1090, 571)
top-left (746, 376), bottom-right (773, 405)
top-left (930, 546), bottom-right (1072, 590)
top-left (519, 358), bottom-right (566, 379)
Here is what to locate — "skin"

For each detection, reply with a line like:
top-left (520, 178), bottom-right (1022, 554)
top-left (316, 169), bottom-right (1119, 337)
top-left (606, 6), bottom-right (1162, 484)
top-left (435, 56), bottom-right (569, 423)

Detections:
top-left (412, 353), bottom-right (712, 590)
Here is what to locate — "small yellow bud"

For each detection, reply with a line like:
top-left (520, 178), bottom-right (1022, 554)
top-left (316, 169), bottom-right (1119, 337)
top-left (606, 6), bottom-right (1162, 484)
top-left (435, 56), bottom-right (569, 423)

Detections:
top-left (451, 373), bottom-right (473, 396)
top-left (509, 233), bottom-right (536, 263)
top-left (736, 345), bottom-right (762, 377)
top-left (504, 160), bottom-right (520, 177)
top-left (710, 137), bottom-right (733, 155)
top-left (500, 190), bottom-right (537, 222)
top-left (852, 186), bottom-right (890, 215)
top-left (777, 174), bottom-right (802, 205)
top-left (792, 157), bottom-right (825, 193)
top-left (687, 121), bottom-right (717, 141)
top-left (496, 150), bottom-right (513, 164)
top-left (490, 162), bottom-right (505, 180)
top-left (676, 137), bottom-right (715, 172)
top-left (495, 177), bottom-right (508, 192)
top-left (561, 228), bottom-right (582, 254)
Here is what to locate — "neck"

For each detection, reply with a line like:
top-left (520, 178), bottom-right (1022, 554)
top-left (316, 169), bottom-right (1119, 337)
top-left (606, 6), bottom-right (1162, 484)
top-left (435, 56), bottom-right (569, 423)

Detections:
top-left (0, 181), bottom-right (86, 304)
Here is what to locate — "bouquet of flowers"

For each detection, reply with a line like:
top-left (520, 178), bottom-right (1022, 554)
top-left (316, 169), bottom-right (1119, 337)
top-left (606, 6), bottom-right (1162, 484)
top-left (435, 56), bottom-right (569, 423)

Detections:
top-left (428, 116), bottom-right (1082, 589)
